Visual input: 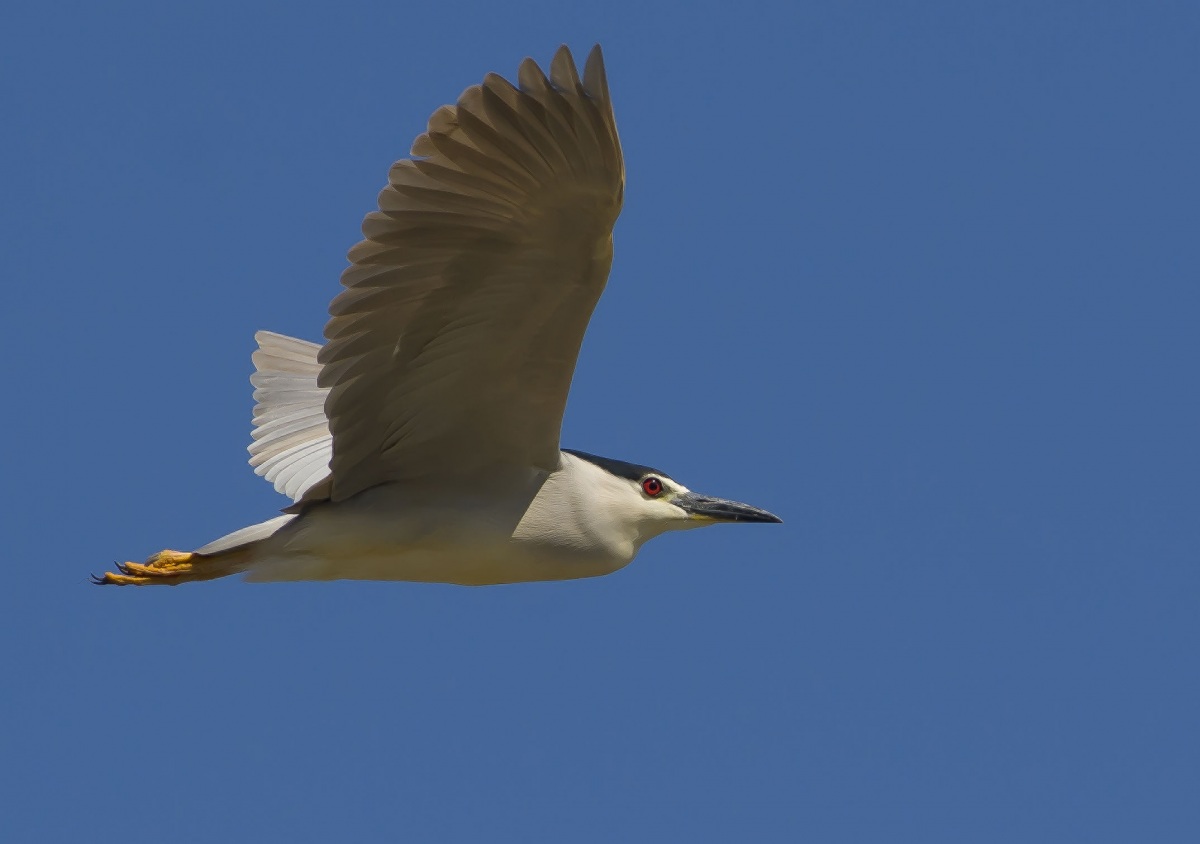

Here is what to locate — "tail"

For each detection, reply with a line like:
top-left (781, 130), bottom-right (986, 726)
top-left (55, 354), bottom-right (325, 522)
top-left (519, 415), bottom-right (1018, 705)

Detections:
top-left (94, 329), bottom-right (324, 587)
top-left (93, 515), bottom-right (295, 586)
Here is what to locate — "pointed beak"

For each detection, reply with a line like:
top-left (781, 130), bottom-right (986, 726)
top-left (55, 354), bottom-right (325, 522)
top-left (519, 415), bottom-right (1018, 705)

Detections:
top-left (673, 491), bottom-right (783, 524)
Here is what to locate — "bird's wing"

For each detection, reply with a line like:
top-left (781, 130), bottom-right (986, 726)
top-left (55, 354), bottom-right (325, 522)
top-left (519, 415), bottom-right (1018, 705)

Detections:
top-left (248, 331), bottom-right (333, 500)
top-left (312, 45), bottom-right (623, 502)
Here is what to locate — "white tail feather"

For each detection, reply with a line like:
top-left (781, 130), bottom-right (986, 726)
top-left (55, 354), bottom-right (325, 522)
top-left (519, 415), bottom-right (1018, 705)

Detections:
top-left (195, 514), bottom-right (296, 556)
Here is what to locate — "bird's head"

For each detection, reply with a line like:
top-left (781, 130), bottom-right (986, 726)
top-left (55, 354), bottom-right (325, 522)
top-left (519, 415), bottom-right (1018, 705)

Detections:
top-left (562, 449), bottom-right (782, 542)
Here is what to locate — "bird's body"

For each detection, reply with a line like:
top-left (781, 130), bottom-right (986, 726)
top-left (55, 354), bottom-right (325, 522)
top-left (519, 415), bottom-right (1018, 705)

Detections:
top-left (96, 45), bottom-right (779, 588)
top-left (201, 452), bottom-right (675, 585)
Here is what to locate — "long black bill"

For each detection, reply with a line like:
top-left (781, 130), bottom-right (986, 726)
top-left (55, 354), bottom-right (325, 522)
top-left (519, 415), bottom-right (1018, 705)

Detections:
top-left (674, 492), bottom-right (783, 524)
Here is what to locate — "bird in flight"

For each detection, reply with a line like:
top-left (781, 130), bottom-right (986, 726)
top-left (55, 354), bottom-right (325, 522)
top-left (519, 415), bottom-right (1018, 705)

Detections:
top-left (95, 45), bottom-right (780, 587)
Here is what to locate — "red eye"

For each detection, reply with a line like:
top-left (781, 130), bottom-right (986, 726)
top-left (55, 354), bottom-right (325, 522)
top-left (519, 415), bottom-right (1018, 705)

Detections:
top-left (642, 477), bottom-right (664, 497)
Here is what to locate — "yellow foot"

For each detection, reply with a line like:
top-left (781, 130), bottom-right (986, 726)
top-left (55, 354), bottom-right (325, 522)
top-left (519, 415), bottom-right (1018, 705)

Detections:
top-left (92, 550), bottom-right (197, 586)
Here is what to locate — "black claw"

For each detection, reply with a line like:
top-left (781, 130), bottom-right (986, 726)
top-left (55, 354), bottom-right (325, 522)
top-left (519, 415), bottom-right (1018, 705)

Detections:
top-left (90, 573), bottom-right (108, 585)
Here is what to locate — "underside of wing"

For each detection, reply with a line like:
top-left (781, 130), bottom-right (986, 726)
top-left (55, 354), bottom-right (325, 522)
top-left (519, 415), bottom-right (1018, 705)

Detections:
top-left (248, 331), bottom-right (332, 501)
top-left (312, 44), bottom-right (624, 503)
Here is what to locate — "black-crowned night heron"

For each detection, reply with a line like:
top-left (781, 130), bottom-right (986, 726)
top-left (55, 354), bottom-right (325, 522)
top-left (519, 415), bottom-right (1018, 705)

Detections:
top-left (95, 45), bottom-right (781, 587)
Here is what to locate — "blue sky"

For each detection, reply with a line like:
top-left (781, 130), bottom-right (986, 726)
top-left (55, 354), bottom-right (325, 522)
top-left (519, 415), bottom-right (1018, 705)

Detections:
top-left (3, 1), bottom-right (1198, 841)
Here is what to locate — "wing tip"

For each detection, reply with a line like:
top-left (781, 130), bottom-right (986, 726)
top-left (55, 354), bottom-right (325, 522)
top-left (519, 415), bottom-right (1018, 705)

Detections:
top-left (583, 44), bottom-right (609, 102)
top-left (549, 44), bottom-right (583, 92)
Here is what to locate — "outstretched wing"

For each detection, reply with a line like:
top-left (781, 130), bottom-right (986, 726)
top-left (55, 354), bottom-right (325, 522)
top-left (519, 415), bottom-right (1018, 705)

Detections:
top-left (314, 45), bottom-right (623, 502)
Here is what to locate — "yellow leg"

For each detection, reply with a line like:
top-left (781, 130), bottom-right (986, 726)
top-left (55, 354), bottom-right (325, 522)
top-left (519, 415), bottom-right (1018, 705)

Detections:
top-left (92, 549), bottom-right (238, 586)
